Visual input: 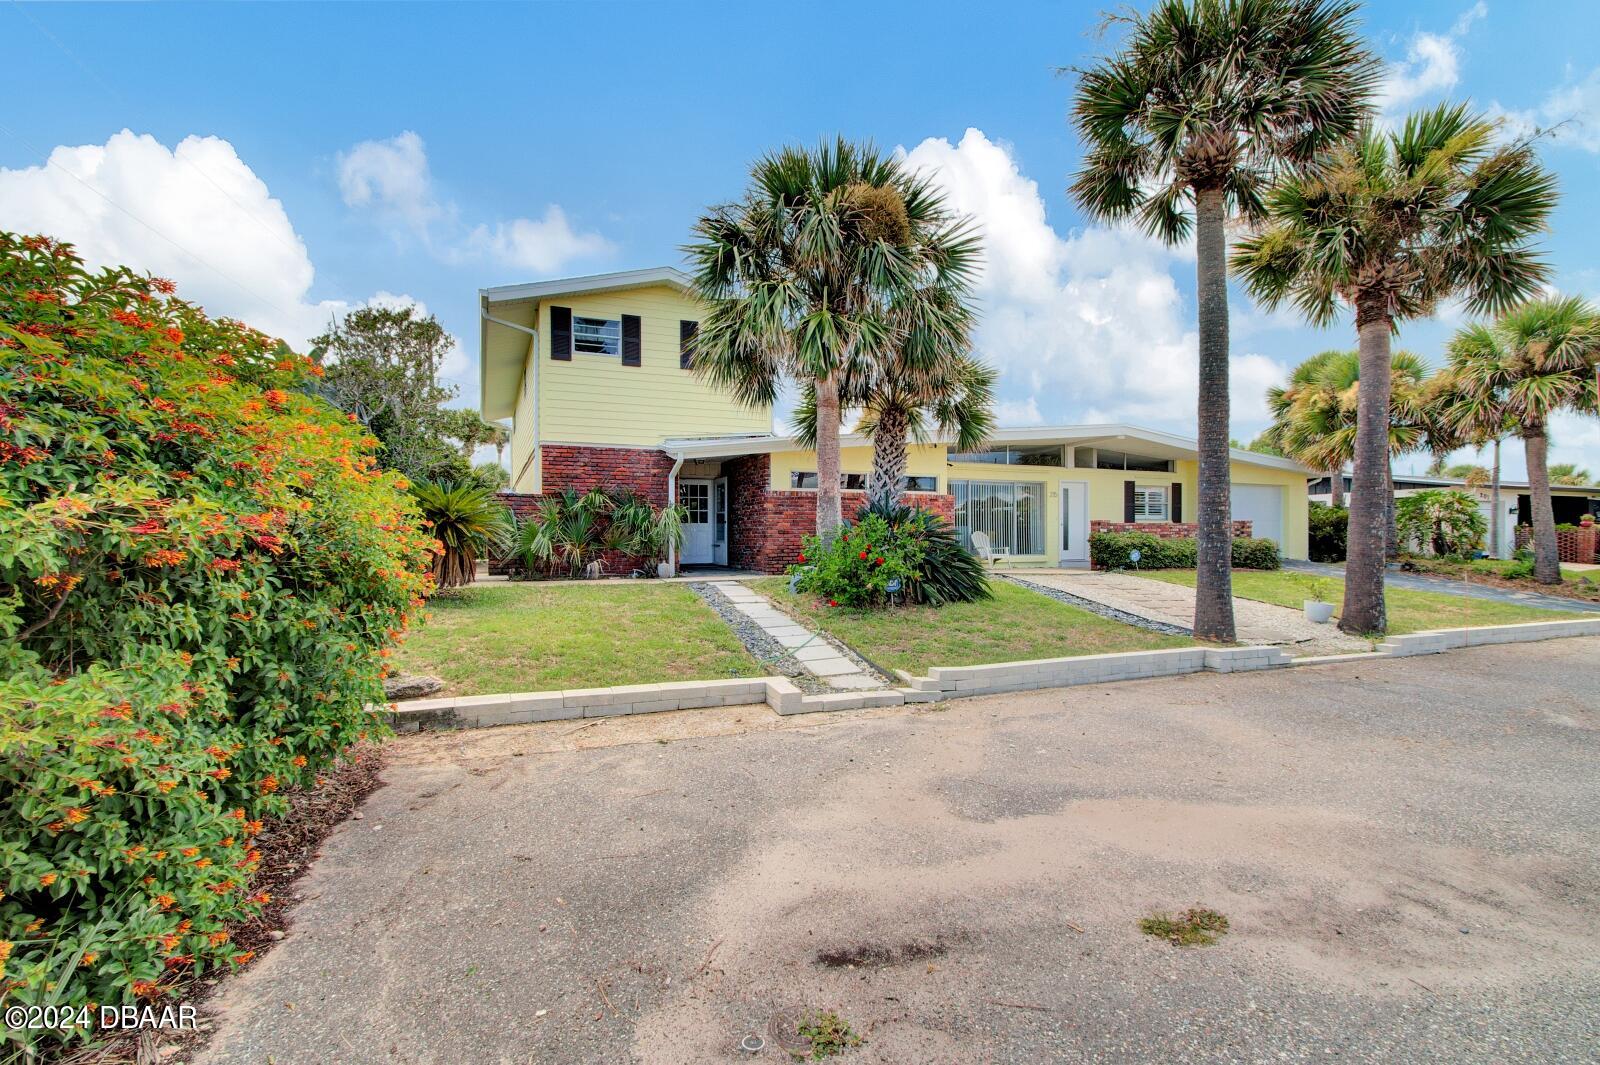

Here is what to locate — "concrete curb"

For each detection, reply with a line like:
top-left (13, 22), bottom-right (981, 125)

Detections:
top-left (387, 617), bottom-right (1600, 732)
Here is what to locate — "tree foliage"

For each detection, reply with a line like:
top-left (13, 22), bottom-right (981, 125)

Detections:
top-left (312, 305), bottom-right (502, 483)
top-left (0, 233), bottom-right (431, 1046)
top-left (1396, 489), bottom-right (1487, 557)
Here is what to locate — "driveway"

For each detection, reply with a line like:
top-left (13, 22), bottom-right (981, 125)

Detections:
top-left (1284, 559), bottom-right (1600, 614)
top-left (1016, 569), bottom-right (1371, 655)
top-left (197, 639), bottom-right (1600, 1064)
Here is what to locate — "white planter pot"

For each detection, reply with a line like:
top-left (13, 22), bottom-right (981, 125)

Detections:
top-left (656, 562), bottom-right (674, 579)
top-left (1303, 600), bottom-right (1334, 624)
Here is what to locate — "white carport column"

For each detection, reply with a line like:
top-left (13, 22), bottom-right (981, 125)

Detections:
top-left (666, 452), bottom-right (684, 576)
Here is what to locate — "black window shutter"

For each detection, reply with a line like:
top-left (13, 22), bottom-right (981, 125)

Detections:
top-left (679, 320), bottom-right (698, 369)
top-left (1170, 482), bottom-right (1182, 523)
top-left (1124, 480), bottom-right (1136, 523)
top-left (550, 306), bottom-right (572, 361)
top-left (621, 314), bottom-right (642, 366)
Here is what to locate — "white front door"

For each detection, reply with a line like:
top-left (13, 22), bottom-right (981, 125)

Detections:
top-left (678, 480), bottom-right (713, 564)
top-left (1059, 480), bottom-right (1089, 565)
top-left (712, 477), bottom-right (729, 566)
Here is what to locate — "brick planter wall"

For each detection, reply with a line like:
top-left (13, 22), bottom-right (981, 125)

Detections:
top-left (1514, 523), bottom-right (1598, 563)
top-left (488, 445), bottom-right (676, 576)
top-left (1090, 520), bottom-right (1254, 538)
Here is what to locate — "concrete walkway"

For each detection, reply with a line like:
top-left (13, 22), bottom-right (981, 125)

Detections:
top-left (707, 581), bottom-right (884, 690)
top-left (1283, 559), bottom-right (1600, 614)
top-left (1019, 570), bottom-right (1372, 656)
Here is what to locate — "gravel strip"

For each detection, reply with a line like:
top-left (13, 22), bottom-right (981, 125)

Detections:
top-left (689, 582), bottom-right (832, 694)
top-left (1002, 573), bottom-right (1193, 637)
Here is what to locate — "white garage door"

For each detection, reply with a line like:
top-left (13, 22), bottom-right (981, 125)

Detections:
top-left (1232, 484), bottom-right (1284, 546)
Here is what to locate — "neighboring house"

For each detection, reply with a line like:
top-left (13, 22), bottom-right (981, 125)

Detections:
top-left (1309, 473), bottom-right (1600, 560)
top-left (480, 268), bottom-right (1315, 573)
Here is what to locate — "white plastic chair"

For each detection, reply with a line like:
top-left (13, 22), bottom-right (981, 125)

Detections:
top-left (970, 531), bottom-right (1010, 566)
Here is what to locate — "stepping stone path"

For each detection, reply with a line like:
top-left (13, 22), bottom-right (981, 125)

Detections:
top-left (707, 581), bottom-right (884, 690)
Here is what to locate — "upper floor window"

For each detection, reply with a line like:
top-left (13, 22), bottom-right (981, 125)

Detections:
top-left (573, 315), bottom-right (621, 356)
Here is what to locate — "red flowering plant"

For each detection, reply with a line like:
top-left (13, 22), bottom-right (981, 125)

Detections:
top-left (0, 233), bottom-right (432, 1050)
top-left (787, 512), bottom-right (921, 608)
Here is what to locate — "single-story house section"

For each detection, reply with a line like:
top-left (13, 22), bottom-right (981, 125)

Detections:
top-left (481, 268), bottom-right (1314, 574)
top-left (1310, 473), bottom-right (1600, 560)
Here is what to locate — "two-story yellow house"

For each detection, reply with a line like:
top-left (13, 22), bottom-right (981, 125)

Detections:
top-left (480, 268), bottom-right (1313, 573)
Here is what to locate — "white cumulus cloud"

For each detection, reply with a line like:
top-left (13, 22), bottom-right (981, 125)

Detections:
top-left (1492, 67), bottom-right (1600, 153)
top-left (338, 131), bottom-right (613, 274)
top-left (897, 128), bottom-right (1285, 438)
top-left (0, 129), bottom-right (359, 346)
top-left (1377, 2), bottom-right (1486, 117)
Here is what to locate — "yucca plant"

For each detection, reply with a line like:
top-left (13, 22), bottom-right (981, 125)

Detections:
top-left (410, 479), bottom-right (515, 592)
top-left (518, 487), bottom-right (613, 579)
top-left (606, 488), bottom-right (685, 573)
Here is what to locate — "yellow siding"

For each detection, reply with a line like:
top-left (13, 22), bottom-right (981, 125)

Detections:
top-left (533, 285), bottom-right (771, 446)
top-left (508, 342), bottom-right (538, 492)
top-left (768, 444), bottom-right (1311, 560)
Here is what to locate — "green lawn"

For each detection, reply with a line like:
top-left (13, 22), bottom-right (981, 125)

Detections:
top-left (1138, 568), bottom-right (1578, 635)
top-left (753, 577), bottom-right (1190, 675)
top-left (395, 582), bottom-right (762, 696)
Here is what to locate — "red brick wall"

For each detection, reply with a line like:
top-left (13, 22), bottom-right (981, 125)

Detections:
top-left (489, 445), bottom-right (676, 576)
top-left (1090, 520), bottom-right (1254, 539)
top-left (726, 453), bottom-right (957, 574)
top-left (1514, 522), bottom-right (1597, 563)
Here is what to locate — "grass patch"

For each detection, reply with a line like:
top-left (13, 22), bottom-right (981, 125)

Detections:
top-left (395, 582), bottom-right (761, 696)
top-left (1400, 556), bottom-right (1600, 601)
top-left (1139, 907), bottom-right (1230, 947)
top-left (794, 1010), bottom-right (864, 1059)
top-left (755, 577), bottom-right (1189, 676)
top-left (1137, 568), bottom-right (1578, 635)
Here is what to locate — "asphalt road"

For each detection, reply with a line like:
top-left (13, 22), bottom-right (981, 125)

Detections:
top-left (197, 638), bottom-right (1600, 1064)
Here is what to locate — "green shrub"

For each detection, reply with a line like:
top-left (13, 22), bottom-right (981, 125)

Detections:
top-left (1396, 489), bottom-right (1486, 556)
top-left (790, 512), bottom-right (923, 607)
top-left (516, 486), bottom-right (683, 578)
top-left (1089, 531), bottom-right (1279, 570)
top-left (854, 502), bottom-right (990, 605)
top-left (0, 233), bottom-right (432, 1049)
top-left (1308, 502), bottom-right (1348, 562)
top-left (1231, 537), bottom-right (1282, 570)
top-left (410, 479), bottom-right (514, 591)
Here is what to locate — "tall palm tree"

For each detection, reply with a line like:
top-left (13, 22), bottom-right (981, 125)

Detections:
top-left (1443, 297), bottom-right (1600, 583)
top-left (1232, 104), bottom-right (1556, 634)
top-left (1070, 0), bottom-right (1379, 642)
top-left (1268, 348), bottom-right (1435, 556)
top-left (792, 350), bottom-right (997, 512)
top-left (686, 139), bottom-right (979, 538)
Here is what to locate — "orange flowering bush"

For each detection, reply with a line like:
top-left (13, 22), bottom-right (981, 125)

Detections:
top-left (0, 232), bottom-right (433, 1047)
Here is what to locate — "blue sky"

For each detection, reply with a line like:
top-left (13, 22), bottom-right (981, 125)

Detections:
top-left (4, 0), bottom-right (1598, 478)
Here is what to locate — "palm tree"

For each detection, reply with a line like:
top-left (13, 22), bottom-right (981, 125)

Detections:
top-left (1549, 463), bottom-right (1594, 486)
top-left (1070, 0), bottom-right (1379, 642)
top-left (686, 139), bottom-right (979, 538)
top-left (1268, 349), bottom-right (1435, 556)
top-left (1443, 297), bottom-right (1600, 582)
top-left (410, 479), bottom-right (515, 592)
top-left (1232, 104), bottom-right (1556, 633)
top-left (792, 350), bottom-right (997, 512)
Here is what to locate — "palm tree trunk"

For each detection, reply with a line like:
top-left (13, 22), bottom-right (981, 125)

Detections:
top-left (866, 405), bottom-right (910, 512)
top-left (1384, 460), bottom-right (1398, 561)
top-left (1329, 469), bottom-right (1344, 508)
top-left (1341, 298), bottom-right (1391, 636)
top-left (1192, 185), bottom-right (1236, 643)
top-left (1524, 424), bottom-right (1561, 583)
top-left (1489, 437), bottom-right (1502, 558)
top-left (814, 372), bottom-right (844, 538)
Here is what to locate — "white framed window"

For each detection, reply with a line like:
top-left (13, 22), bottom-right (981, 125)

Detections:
top-left (1133, 486), bottom-right (1168, 522)
top-left (572, 315), bottom-right (621, 356)
top-left (789, 473), bottom-right (938, 492)
top-left (678, 482), bottom-right (709, 523)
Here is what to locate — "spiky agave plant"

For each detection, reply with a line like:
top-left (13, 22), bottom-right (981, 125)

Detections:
top-left (410, 479), bottom-right (515, 592)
